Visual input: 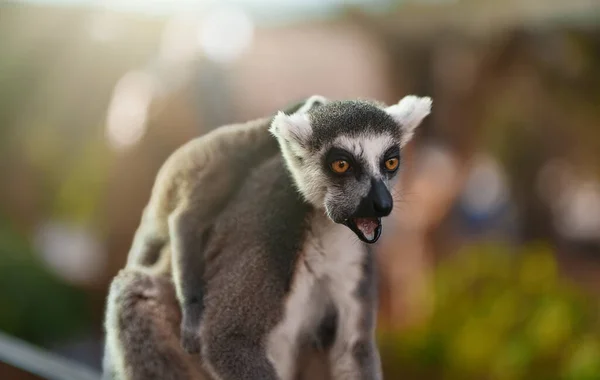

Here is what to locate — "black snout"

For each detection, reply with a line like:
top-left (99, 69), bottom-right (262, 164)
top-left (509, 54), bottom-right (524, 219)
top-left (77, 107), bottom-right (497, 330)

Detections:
top-left (372, 179), bottom-right (393, 215)
top-left (354, 178), bottom-right (393, 217)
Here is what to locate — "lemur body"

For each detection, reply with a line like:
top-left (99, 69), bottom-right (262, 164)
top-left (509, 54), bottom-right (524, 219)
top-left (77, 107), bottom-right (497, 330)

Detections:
top-left (194, 96), bottom-right (431, 379)
top-left (104, 95), bottom-right (432, 380)
top-left (124, 96), bottom-right (328, 354)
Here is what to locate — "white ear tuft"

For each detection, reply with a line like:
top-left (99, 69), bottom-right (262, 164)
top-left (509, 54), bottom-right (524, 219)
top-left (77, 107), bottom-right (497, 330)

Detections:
top-left (296, 95), bottom-right (328, 114)
top-left (269, 111), bottom-right (312, 147)
top-left (385, 95), bottom-right (432, 145)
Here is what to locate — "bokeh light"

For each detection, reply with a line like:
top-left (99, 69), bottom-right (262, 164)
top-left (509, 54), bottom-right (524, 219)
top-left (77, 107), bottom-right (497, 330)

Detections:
top-left (460, 153), bottom-right (510, 219)
top-left (197, 5), bottom-right (254, 64)
top-left (105, 70), bottom-right (154, 151)
top-left (33, 221), bottom-right (106, 286)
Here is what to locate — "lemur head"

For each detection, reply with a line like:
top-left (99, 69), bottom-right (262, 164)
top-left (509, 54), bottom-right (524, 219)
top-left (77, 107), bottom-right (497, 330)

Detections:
top-left (270, 95), bottom-right (432, 244)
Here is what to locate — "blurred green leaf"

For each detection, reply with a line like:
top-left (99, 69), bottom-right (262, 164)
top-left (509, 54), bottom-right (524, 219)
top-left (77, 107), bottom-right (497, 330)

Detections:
top-left (379, 242), bottom-right (600, 380)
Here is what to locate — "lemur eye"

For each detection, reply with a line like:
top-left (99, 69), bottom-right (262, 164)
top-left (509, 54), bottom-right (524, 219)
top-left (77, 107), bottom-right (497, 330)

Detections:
top-left (331, 160), bottom-right (350, 174)
top-left (385, 157), bottom-right (399, 171)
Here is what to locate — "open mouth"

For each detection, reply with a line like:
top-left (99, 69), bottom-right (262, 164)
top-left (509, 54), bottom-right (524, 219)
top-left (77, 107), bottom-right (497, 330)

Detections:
top-left (344, 217), bottom-right (382, 244)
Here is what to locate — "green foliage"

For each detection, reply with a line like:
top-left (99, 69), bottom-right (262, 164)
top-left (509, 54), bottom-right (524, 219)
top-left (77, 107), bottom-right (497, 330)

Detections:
top-left (49, 137), bottom-right (112, 225)
top-left (379, 242), bottom-right (600, 380)
top-left (0, 217), bottom-right (90, 346)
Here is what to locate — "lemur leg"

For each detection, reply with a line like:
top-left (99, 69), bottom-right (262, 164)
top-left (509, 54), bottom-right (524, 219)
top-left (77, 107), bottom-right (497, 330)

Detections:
top-left (103, 269), bottom-right (208, 380)
top-left (169, 207), bottom-right (209, 354)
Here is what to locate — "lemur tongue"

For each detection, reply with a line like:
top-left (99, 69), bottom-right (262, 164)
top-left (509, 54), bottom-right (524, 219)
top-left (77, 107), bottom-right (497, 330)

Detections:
top-left (355, 218), bottom-right (379, 241)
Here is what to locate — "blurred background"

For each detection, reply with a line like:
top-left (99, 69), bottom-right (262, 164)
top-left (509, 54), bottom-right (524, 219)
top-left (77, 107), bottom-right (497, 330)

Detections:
top-left (1, 0), bottom-right (600, 379)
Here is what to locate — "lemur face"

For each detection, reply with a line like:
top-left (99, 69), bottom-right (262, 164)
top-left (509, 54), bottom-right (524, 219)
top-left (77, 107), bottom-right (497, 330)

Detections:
top-left (320, 133), bottom-right (399, 243)
top-left (271, 96), bottom-right (432, 244)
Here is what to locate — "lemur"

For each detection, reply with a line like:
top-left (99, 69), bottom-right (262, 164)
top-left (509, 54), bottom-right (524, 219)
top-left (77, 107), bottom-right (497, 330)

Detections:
top-left (104, 95), bottom-right (432, 380)
top-left (123, 95), bottom-right (329, 355)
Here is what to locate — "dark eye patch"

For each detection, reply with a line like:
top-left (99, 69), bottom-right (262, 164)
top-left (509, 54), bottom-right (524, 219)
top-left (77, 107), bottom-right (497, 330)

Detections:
top-left (380, 145), bottom-right (401, 175)
top-left (324, 147), bottom-right (363, 178)
top-left (382, 145), bottom-right (400, 161)
top-left (326, 147), bottom-right (355, 163)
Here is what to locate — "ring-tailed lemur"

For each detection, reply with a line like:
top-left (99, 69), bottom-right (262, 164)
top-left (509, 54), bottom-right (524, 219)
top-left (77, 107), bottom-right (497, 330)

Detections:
top-left (121, 95), bottom-right (329, 355)
top-left (192, 95), bottom-right (431, 379)
top-left (103, 95), bottom-right (431, 380)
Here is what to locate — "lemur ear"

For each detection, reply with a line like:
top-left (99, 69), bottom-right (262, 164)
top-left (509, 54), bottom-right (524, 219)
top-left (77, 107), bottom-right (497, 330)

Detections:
top-left (385, 95), bottom-right (432, 146)
top-left (269, 95), bottom-right (327, 145)
top-left (296, 95), bottom-right (328, 113)
top-left (269, 111), bottom-right (312, 148)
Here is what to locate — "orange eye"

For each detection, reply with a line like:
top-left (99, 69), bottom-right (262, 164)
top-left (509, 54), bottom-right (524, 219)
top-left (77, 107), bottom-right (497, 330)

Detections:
top-left (385, 157), bottom-right (399, 171)
top-left (331, 160), bottom-right (350, 173)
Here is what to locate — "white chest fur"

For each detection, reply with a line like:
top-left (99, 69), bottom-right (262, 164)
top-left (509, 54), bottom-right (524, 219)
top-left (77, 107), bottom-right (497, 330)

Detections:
top-left (266, 213), bottom-right (368, 380)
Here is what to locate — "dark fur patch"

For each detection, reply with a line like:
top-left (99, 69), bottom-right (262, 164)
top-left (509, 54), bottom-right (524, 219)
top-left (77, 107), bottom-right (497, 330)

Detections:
top-left (314, 305), bottom-right (338, 351)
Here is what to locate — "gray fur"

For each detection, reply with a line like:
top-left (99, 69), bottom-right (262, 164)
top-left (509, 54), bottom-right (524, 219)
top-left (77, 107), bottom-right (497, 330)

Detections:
top-left (199, 156), bottom-right (309, 379)
top-left (122, 95), bottom-right (329, 356)
top-left (102, 268), bottom-right (208, 380)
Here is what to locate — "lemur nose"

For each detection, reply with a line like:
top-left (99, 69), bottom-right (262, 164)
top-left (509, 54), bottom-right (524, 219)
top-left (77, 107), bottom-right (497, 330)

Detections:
top-left (373, 198), bottom-right (392, 215)
top-left (371, 179), bottom-right (393, 216)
